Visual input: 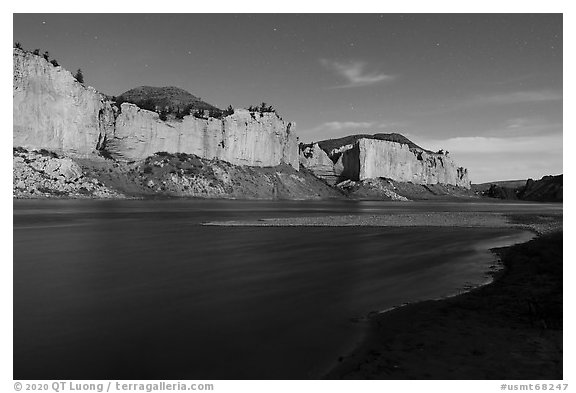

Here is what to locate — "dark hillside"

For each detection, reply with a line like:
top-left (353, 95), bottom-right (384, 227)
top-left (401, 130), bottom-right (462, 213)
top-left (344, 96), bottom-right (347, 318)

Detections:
top-left (116, 86), bottom-right (220, 114)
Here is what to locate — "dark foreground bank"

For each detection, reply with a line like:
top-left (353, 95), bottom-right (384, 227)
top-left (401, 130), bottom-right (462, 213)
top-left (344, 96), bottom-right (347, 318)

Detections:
top-left (327, 231), bottom-right (563, 379)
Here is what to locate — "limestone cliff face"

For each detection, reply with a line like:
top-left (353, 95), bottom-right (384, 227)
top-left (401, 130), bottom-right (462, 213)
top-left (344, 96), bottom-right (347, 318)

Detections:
top-left (13, 48), bottom-right (115, 155)
top-left (299, 143), bottom-right (339, 184)
top-left (13, 48), bottom-right (299, 169)
top-left (301, 135), bottom-right (471, 189)
top-left (343, 138), bottom-right (470, 188)
top-left (110, 104), bottom-right (298, 169)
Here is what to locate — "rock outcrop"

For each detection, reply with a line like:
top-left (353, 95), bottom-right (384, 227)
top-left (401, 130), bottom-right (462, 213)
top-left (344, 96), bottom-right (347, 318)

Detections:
top-left (301, 134), bottom-right (471, 189)
top-left (13, 148), bottom-right (123, 198)
top-left (13, 48), bottom-right (115, 155)
top-left (299, 143), bottom-right (339, 184)
top-left (337, 179), bottom-right (410, 201)
top-left (351, 138), bottom-right (469, 188)
top-left (13, 48), bottom-right (299, 169)
top-left (14, 47), bottom-right (472, 197)
top-left (110, 104), bottom-right (298, 168)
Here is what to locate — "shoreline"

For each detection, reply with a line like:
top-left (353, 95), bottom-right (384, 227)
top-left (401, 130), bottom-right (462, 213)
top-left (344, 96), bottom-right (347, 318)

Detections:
top-left (325, 227), bottom-right (563, 379)
top-left (201, 209), bottom-right (562, 379)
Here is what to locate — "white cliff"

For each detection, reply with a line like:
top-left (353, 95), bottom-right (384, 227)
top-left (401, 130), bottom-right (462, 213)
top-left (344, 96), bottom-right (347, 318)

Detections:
top-left (13, 48), bottom-right (115, 155)
top-left (341, 138), bottom-right (470, 188)
top-left (13, 48), bottom-right (299, 169)
top-left (300, 135), bottom-right (471, 189)
top-left (109, 104), bottom-right (298, 169)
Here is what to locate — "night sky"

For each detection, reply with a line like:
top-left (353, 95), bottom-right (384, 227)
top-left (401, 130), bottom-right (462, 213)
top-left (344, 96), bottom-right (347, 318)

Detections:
top-left (13, 14), bottom-right (562, 182)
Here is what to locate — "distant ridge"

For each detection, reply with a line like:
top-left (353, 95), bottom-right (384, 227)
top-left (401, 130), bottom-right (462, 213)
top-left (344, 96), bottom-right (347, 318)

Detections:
top-left (472, 179), bottom-right (527, 193)
top-left (116, 86), bottom-right (220, 113)
top-left (475, 175), bottom-right (562, 202)
top-left (317, 133), bottom-right (432, 154)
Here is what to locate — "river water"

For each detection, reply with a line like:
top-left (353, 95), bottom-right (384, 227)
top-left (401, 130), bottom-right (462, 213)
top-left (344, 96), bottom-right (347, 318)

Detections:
top-left (13, 199), bottom-right (558, 379)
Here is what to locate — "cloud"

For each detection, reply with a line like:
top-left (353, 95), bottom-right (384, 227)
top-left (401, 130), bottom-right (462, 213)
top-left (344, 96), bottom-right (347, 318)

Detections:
top-left (419, 134), bottom-right (563, 182)
top-left (504, 118), bottom-right (530, 129)
top-left (411, 90), bottom-right (563, 117)
top-left (424, 134), bottom-right (562, 154)
top-left (315, 121), bottom-right (375, 131)
top-left (466, 90), bottom-right (562, 106)
top-left (320, 59), bottom-right (394, 88)
top-left (499, 117), bottom-right (562, 136)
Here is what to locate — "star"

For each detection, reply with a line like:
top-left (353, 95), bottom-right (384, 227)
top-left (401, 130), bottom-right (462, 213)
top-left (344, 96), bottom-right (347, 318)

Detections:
top-left (273, 28), bottom-right (278, 32)
top-left (42, 21), bottom-right (46, 24)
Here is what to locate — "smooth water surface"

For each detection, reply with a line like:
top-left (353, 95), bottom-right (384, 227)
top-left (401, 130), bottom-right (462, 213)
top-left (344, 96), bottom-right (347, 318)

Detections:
top-left (14, 199), bottom-right (557, 379)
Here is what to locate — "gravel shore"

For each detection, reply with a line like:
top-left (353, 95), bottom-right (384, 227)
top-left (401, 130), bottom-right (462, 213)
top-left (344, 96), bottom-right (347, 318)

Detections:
top-left (204, 211), bottom-right (562, 235)
top-left (206, 209), bottom-right (563, 379)
top-left (326, 230), bottom-right (563, 379)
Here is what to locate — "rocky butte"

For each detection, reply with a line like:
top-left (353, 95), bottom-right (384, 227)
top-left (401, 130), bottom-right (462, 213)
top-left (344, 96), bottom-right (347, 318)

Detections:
top-left (300, 134), bottom-right (471, 189)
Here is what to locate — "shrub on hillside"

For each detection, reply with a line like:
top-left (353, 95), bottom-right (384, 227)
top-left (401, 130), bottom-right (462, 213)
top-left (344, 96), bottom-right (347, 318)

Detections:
top-left (248, 102), bottom-right (276, 115)
top-left (37, 148), bottom-right (59, 158)
top-left (223, 105), bottom-right (234, 116)
top-left (193, 108), bottom-right (206, 119)
top-left (74, 69), bottom-right (84, 84)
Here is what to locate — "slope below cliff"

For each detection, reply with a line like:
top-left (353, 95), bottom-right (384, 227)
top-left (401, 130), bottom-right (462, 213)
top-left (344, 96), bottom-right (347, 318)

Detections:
top-left (337, 178), bottom-right (476, 201)
top-left (13, 148), bottom-right (344, 200)
top-left (13, 148), bottom-right (123, 198)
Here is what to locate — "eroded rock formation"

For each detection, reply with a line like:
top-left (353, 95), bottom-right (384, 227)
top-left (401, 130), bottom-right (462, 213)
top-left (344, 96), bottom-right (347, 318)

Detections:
top-left (13, 48), bottom-right (299, 169)
top-left (301, 135), bottom-right (471, 189)
top-left (13, 148), bottom-right (123, 198)
top-left (110, 104), bottom-right (298, 168)
top-left (14, 47), bottom-right (471, 192)
top-left (13, 48), bottom-right (115, 155)
top-left (299, 143), bottom-right (339, 184)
